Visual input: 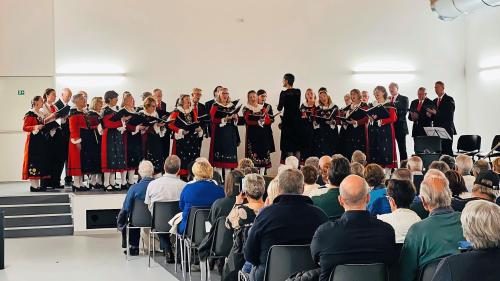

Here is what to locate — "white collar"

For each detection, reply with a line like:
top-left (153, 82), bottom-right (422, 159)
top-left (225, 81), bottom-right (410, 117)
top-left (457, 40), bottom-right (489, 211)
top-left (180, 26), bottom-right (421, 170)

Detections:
top-left (176, 106), bottom-right (192, 114)
top-left (32, 109), bottom-right (44, 118)
top-left (215, 101), bottom-right (233, 108)
top-left (318, 103), bottom-right (335, 110)
top-left (244, 103), bottom-right (262, 112)
top-left (140, 109), bottom-right (158, 117)
top-left (103, 104), bottom-right (117, 112)
top-left (301, 102), bottom-right (316, 107)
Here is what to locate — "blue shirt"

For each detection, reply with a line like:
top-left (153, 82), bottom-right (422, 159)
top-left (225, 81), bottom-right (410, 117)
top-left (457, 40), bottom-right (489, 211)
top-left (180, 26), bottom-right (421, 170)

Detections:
top-left (122, 177), bottom-right (154, 213)
top-left (178, 179), bottom-right (225, 234)
top-left (368, 186), bottom-right (391, 216)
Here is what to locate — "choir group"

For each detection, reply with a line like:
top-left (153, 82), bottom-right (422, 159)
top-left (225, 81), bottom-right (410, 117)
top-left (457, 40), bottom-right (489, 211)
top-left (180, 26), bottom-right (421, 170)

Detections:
top-left (21, 73), bottom-right (456, 192)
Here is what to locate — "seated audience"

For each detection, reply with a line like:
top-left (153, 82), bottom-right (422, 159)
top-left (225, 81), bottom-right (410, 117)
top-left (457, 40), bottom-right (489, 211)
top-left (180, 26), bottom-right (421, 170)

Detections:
top-left (209, 170), bottom-right (244, 224)
top-left (304, 156), bottom-right (320, 170)
top-left (244, 169), bottom-right (328, 281)
top-left (350, 162), bottom-right (365, 177)
top-left (440, 155), bottom-right (456, 170)
top-left (431, 200), bottom-right (500, 281)
top-left (351, 150), bottom-right (367, 166)
top-left (377, 179), bottom-right (421, 243)
top-left (400, 159), bottom-right (408, 169)
top-left (447, 170), bottom-right (472, 211)
top-left (400, 174), bottom-right (464, 281)
top-left (302, 165), bottom-right (320, 196)
top-left (311, 156), bottom-right (350, 217)
top-left (238, 158), bottom-right (255, 171)
top-left (117, 160), bottom-right (155, 256)
top-left (472, 159), bottom-right (490, 178)
top-left (408, 155), bottom-right (424, 193)
top-left (178, 161), bottom-right (225, 234)
top-left (455, 154), bottom-right (475, 192)
top-left (222, 173), bottom-right (266, 281)
top-left (285, 155), bottom-right (299, 169)
top-left (189, 157), bottom-right (223, 185)
top-left (493, 158), bottom-right (500, 175)
top-left (471, 170), bottom-right (499, 202)
top-left (410, 169), bottom-right (448, 219)
top-left (318, 155), bottom-right (332, 186)
top-left (391, 168), bottom-right (412, 181)
top-left (364, 163), bottom-right (391, 215)
top-left (264, 178), bottom-right (279, 206)
top-left (429, 160), bottom-right (451, 173)
top-left (144, 155), bottom-right (186, 262)
top-left (277, 164), bottom-right (292, 176)
top-left (311, 175), bottom-right (397, 281)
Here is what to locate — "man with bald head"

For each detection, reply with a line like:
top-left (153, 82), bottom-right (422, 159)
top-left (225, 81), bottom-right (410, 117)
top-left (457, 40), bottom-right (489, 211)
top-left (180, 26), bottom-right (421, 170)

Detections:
top-left (311, 175), bottom-right (397, 281)
top-left (400, 174), bottom-right (464, 281)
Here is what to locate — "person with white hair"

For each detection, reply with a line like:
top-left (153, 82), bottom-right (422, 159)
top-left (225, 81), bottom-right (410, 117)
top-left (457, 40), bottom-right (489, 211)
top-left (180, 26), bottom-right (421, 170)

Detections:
top-left (317, 155), bottom-right (332, 185)
top-left (284, 155), bottom-right (299, 169)
top-left (117, 160), bottom-right (155, 256)
top-left (455, 154), bottom-right (475, 192)
top-left (431, 200), bottom-right (500, 281)
top-left (407, 155), bottom-right (424, 192)
top-left (400, 175), bottom-right (464, 281)
top-left (311, 175), bottom-right (397, 281)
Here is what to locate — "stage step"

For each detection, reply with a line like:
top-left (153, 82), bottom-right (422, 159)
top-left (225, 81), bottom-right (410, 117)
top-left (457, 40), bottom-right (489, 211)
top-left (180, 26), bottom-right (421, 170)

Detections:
top-left (0, 194), bottom-right (74, 238)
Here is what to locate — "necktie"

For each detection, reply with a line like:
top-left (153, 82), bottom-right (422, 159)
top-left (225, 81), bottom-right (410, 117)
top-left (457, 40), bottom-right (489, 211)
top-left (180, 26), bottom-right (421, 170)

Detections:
top-left (391, 96), bottom-right (394, 103)
top-left (50, 105), bottom-right (56, 113)
top-left (437, 98), bottom-right (441, 107)
top-left (417, 101), bottom-right (422, 112)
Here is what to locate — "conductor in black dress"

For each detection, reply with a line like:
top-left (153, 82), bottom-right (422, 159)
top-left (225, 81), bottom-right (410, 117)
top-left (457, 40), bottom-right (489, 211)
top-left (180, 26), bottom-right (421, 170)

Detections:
top-left (277, 73), bottom-right (302, 162)
top-left (426, 81), bottom-right (456, 156)
top-left (408, 87), bottom-right (433, 138)
top-left (389, 82), bottom-right (409, 161)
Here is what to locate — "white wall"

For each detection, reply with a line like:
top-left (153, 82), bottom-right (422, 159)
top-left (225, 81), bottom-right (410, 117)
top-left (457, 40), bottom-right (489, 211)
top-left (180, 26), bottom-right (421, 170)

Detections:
top-left (464, 8), bottom-right (500, 152)
top-left (2, 0), bottom-right (493, 182)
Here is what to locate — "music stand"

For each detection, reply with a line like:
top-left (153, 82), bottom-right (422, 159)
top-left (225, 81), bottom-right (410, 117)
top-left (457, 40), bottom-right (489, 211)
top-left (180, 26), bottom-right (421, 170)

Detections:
top-left (424, 127), bottom-right (451, 140)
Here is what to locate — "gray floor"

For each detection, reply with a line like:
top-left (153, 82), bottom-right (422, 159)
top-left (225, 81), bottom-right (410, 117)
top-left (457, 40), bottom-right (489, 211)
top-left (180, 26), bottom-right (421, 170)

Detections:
top-left (1, 234), bottom-right (178, 281)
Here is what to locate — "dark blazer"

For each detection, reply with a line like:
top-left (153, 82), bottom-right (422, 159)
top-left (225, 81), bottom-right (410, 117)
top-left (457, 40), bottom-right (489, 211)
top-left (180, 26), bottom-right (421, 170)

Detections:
top-left (408, 98), bottom-right (433, 137)
top-left (244, 194), bottom-right (328, 281)
top-left (54, 99), bottom-right (70, 133)
top-left (432, 94), bottom-right (456, 136)
top-left (194, 102), bottom-right (209, 137)
top-left (432, 248), bottom-right (500, 281)
top-left (205, 99), bottom-right (215, 137)
top-left (156, 101), bottom-right (168, 118)
top-left (310, 210), bottom-right (397, 281)
top-left (393, 94), bottom-right (409, 135)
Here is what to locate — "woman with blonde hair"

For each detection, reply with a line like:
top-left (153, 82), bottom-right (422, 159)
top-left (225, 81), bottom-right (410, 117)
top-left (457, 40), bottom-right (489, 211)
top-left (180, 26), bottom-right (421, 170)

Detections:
top-left (313, 87), bottom-right (340, 157)
top-left (83, 97), bottom-right (104, 189)
top-left (299, 88), bottom-right (317, 163)
top-left (140, 96), bottom-right (166, 175)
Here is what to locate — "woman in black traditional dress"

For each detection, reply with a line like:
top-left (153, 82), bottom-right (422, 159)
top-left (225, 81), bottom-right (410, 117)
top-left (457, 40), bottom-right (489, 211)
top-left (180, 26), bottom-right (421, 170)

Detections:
top-left (277, 73), bottom-right (302, 162)
top-left (341, 89), bottom-right (369, 160)
top-left (101, 90), bottom-right (129, 191)
top-left (338, 93), bottom-right (352, 157)
top-left (169, 94), bottom-right (203, 180)
top-left (243, 90), bottom-right (272, 174)
top-left (140, 96), bottom-right (166, 175)
top-left (313, 87), bottom-right (339, 157)
top-left (299, 88), bottom-right (317, 163)
top-left (367, 86), bottom-right (398, 170)
top-left (82, 96), bottom-right (103, 189)
top-left (257, 89), bottom-right (276, 157)
top-left (120, 92), bottom-right (142, 189)
top-left (209, 87), bottom-right (240, 177)
top-left (22, 96), bottom-right (50, 192)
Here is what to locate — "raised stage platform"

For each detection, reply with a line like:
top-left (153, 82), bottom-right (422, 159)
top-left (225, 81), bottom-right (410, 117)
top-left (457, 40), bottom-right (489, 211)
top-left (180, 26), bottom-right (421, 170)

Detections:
top-left (0, 182), bottom-right (126, 238)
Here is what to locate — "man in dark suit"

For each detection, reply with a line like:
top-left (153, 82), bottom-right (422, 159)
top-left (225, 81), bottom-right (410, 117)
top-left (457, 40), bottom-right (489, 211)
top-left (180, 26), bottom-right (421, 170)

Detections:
top-left (204, 86), bottom-right (222, 138)
top-left (311, 175), bottom-right (397, 281)
top-left (54, 88), bottom-right (72, 187)
top-left (427, 81), bottom-right (456, 156)
top-left (191, 88), bottom-right (208, 143)
top-left (408, 87), bottom-right (434, 138)
top-left (153, 88), bottom-right (171, 157)
top-left (389, 82), bottom-right (409, 161)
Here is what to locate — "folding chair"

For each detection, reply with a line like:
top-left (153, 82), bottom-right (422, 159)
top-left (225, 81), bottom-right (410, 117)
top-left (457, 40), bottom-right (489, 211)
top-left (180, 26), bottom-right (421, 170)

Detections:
top-left (126, 199), bottom-right (152, 261)
top-left (148, 201), bottom-right (180, 267)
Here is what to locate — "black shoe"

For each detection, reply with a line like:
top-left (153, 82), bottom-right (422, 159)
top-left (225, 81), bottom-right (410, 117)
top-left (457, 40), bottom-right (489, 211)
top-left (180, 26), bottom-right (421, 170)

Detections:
top-left (30, 186), bottom-right (39, 192)
top-left (113, 185), bottom-right (122, 191)
top-left (120, 184), bottom-right (128, 190)
top-left (164, 249), bottom-right (175, 264)
top-left (123, 248), bottom-right (139, 256)
top-left (72, 185), bottom-right (87, 192)
top-left (94, 183), bottom-right (104, 190)
top-left (89, 184), bottom-right (95, 189)
top-left (54, 185), bottom-right (65, 189)
top-left (105, 185), bottom-right (114, 192)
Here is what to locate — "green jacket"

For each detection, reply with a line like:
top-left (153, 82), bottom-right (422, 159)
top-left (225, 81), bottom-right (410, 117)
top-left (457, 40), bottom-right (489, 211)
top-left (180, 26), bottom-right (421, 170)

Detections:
top-left (312, 188), bottom-right (344, 218)
top-left (399, 207), bottom-right (464, 281)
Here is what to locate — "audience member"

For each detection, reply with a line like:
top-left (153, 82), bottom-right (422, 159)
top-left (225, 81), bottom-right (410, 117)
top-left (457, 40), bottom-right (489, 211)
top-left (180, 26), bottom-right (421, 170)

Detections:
top-left (446, 170), bottom-right (472, 212)
top-left (311, 175), bottom-right (397, 281)
top-left (364, 164), bottom-right (391, 215)
top-left (209, 170), bottom-right (244, 224)
top-left (238, 158), bottom-right (255, 172)
top-left (318, 155), bottom-right (332, 186)
top-left (244, 169), bottom-right (328, 281)
top-left (178, 161), bottom-right (224, 234)
top-left (277, 164), bottom-right (292, 176)
top-left (429, 160), bottom-right (451, 173)
top-left (439, 155), bottom-right (456, 170)
top-left (400, 159), bottom-right (408, 169)
top-left (408, 155), bottom-right (424, 193)
top-left (455, 154), bottom-right (475, 192)
top-left (391, 168), bottom-right (412, 181)
top-left (400, 175), bottom-right (464, 281)
top-left (432, 200), bottom-right (500, 281)
top-left (350, 162), bottom-right (365, 177)
top-left (311, 156), bottom-right (350, 217)
top-left (351, 150), bottom-right (367, 166)
top-left (144, 156), bottom-right (185, 262)
top-left (117, 160), bottom-right (155, 256)
top-left (377, 179), bottom-right (421, 243)
top-left (493, 158), bottom-right (500, 175)
top-left (284, 155), bottom-right (299, 169)
top-left (471, 170), bottom-right (499, 202)
top-left (302, 165), bottom-right (320, 196)
top-left (472, 159), bottom-right (489, 177)
top-left (304, 156), bottom-right (320, 170)
top-left (264, 178), bottom-right (280, 206)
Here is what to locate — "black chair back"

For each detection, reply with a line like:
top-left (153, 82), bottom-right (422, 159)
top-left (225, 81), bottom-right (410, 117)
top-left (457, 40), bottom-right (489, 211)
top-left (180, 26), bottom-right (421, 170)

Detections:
top-left (210, 216), bottom-right (233, 257)
top-left (414, 136), bottom-right (442, 154)
top-left (491, 135), bottom-right (500, 152)
top-left (152, 201), bottom-right (180, 232)
top-left (130, 199), bottom-right (152, 227)
top-left (416, 153), bottom-right (441, 171)
top-left (418, 258), bottom-right (444, 281)
top-left (263, 245), bottom-right (316, 281)
top-left (457, 135), bottom-right (481, 154)
top-left (185, 207), bottom-right (210, 246)
top-left (330, 263), bottom-right (387, 281)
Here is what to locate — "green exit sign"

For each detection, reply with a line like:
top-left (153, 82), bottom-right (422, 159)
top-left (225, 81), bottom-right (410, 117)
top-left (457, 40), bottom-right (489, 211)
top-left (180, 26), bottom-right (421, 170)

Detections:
top-left (18, 90), bottom-right (25, 96)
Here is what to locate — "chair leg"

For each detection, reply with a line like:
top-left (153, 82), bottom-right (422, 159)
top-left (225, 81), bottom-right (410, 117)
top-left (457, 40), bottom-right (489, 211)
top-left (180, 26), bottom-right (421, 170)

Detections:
top-left (148, 231), bottom-right (151, 267)
top-left (180, 237), bottom-right (185, 281)
top-left (206, 258), bottom-right (211, 281)
top-left (152, 233), bottom-right (156, 265)
top-left (186, 241), bottom-right (192, 281)
top-left (126, 226), bottom-right (130, 261)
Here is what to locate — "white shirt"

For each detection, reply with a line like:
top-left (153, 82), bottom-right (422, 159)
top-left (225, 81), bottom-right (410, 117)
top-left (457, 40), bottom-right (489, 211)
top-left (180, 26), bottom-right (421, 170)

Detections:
top-left (303, 183), bottom-right (320, 197)
top-left (308, 185), bottom-right (336, 198)
top-left (145, 174), bottom-right (186, 212)
top-left (463, 175), bottom-right (476, 192)
top-left (377, 208), bottom-right (421, 243)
